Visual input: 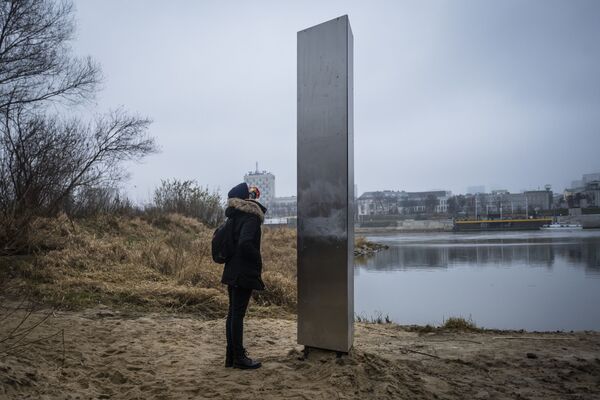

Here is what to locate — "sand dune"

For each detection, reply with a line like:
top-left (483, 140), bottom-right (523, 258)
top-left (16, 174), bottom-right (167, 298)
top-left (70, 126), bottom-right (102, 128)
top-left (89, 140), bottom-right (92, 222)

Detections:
top-left (1, 306), bottom-right (599, 399)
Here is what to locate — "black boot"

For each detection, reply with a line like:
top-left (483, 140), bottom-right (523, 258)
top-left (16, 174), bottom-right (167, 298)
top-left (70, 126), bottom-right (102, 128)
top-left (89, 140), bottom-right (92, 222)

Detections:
top-left (233, 349), bottom-right (261, 370)
top-left (225, 348), bottom-right (233, 368)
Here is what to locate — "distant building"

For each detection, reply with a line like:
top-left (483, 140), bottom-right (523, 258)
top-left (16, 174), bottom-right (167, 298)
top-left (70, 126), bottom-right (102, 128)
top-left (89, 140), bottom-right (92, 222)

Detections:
top-left (565, 172), bottom-right (600, 208)
top-left (357, 190), bottom-right (451, 216)
top-left (505, 193), bottom-right (526, 212)
top-left (465, 188), bottom-right (553, 217)
top-left (357, 190), bottom-right (402, 216)
top-left (571, 180), bottom-right (584, 189)
top-left (405, 190), bottom-right (450, 214)
top-left (552, 193), bottom-right (566, 209)
top-left (586, 181), bottom-right (600, 207)
top-left (244, 164), bottom-right (275, 207)
top-left (270, 196), bottom-right (297, 218)
top-left (583, 173), bottom-right (600, 184)
top-left (569, 172), bottom-right (600, 190)
top-left (482, 190), bottom-right (520, 215)
top-left (524, 189), bottom-right (553, 211)
top-left (565, 180), bottom-right (600, 208)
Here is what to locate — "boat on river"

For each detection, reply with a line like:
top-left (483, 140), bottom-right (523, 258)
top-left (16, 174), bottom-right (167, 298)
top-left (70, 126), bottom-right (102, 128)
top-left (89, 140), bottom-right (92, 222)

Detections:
top-left (541, 223), bottom-right (582, 230)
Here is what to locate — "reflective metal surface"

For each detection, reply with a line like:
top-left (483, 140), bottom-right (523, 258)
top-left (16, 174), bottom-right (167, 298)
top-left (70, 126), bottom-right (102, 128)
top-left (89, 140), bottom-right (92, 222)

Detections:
top-left (297, 15), bottom-right (354, 352)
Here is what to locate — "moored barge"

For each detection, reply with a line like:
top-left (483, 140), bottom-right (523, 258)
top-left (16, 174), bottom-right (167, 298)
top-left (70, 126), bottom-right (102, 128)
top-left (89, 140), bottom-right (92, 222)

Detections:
top-left (453, 218), bottom-right (552, 232)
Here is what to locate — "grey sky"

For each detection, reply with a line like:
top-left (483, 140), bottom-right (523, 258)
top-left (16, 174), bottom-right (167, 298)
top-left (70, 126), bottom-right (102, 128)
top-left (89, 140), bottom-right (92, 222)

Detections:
top-left (72, 0), bottom-right (600, 201)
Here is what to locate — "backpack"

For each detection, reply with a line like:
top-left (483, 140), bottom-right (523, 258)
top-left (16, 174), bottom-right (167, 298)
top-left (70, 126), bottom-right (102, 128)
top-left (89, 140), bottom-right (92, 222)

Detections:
top-left (211, 218), bottom-right (236, 264)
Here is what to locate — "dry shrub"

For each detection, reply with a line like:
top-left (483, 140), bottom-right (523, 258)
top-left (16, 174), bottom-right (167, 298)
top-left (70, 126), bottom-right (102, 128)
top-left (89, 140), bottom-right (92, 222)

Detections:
top-left (259, 272), bottom-right (296, 309)
top-left (441, 316), bottom-right (480, 332)
top-left (1, 213), bottom-right (298, 318)
top-left (151, 179), bottom-right (224, 227)
top-left (355, 236), bottom-right (368, 248)
top-left (254, 228), bottom-right (297, 308)
top-left (26, 214), bottom-right (76, 252)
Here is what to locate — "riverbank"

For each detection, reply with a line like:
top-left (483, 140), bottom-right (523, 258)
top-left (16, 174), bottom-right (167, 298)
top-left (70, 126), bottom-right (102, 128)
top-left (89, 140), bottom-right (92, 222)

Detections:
top-left (354, 236), bottom-right (389, 256)
top-left (2, 214), bottom-right (599, 399)
top-left (356, 219), bottom-right (453, 234)
top-left (2, 305), bottom-right (599, 400)
top-left (356, 215), bottom-right (600, 233)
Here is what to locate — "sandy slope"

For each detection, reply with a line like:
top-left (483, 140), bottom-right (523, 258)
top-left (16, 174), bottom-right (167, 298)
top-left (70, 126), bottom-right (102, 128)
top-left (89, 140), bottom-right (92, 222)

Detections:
top-left (1, 307), bottom-right (600, 400)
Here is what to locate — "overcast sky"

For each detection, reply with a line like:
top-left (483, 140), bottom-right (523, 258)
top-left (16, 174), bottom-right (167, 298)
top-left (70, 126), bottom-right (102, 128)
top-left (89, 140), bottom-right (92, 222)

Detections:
top-left (72, 0), bottom-right (600, 201)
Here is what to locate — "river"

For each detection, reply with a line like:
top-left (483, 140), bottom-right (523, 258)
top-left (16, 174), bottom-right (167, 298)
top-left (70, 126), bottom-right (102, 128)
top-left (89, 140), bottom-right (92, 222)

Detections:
top-left (355, 229), bottom-right (600, 331)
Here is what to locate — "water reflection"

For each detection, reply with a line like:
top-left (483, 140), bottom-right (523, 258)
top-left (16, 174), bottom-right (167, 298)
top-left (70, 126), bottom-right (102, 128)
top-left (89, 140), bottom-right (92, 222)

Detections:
top-left (355, 234), bottom-right (600, 275)
top-left (354, 230), bottom-right (600, 330)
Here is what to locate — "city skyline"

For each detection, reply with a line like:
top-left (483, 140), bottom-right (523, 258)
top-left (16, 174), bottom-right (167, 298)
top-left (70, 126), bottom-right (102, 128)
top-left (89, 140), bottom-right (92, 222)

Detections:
top-left (240, 164), bottom-right (598, 198)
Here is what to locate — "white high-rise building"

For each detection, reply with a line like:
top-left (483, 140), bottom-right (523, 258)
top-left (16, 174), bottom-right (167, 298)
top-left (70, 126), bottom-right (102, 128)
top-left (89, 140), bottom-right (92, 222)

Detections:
top-left (244, 163), bottom-right (275, 207)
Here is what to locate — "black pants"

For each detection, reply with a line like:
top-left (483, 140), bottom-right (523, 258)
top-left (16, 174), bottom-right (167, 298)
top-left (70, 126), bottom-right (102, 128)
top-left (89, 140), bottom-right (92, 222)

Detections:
top-left (226, 285), bottom-right (252, 357)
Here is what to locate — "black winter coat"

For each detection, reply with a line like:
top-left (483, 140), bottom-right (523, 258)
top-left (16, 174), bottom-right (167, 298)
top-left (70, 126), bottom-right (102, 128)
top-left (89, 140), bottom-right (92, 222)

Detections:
top-left (221, 198), bottom-right (266, 290)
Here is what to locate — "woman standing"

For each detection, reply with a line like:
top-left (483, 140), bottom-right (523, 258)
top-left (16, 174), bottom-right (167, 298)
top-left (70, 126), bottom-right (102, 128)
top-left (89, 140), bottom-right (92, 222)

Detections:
top-left (222, 182), bottom-right (266, 369)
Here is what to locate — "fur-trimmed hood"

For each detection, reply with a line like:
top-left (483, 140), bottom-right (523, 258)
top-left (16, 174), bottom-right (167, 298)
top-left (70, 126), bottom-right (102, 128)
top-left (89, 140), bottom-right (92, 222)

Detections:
top-left (226, 198), bottom-right (266, 222)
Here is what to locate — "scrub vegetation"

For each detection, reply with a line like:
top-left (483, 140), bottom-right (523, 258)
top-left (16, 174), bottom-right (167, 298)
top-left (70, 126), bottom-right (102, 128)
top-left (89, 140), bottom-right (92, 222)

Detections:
top-left (0, 213), bottom-right (298, 319)
top-left (354, 236), bottom-right (389, 256)
top-left (355, 312), bottom-right (392, 324)
top-left (441, 316), bottom-right (481, 332)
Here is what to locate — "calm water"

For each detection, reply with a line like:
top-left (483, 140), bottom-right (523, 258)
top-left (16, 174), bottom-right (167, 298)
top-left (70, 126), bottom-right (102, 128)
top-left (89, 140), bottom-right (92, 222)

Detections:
top-left (355, 230), bottom-right (600, 331)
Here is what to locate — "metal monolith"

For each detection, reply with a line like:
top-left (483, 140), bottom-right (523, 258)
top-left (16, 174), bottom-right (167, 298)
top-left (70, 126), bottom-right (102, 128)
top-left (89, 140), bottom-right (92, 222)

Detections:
top-left (297, 15), bottom-right (354, 353)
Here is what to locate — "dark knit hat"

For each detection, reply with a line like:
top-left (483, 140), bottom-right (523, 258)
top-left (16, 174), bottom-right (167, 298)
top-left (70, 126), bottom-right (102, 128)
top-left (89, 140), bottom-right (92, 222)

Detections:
top-left (228, 182), bottom-right (249, 199)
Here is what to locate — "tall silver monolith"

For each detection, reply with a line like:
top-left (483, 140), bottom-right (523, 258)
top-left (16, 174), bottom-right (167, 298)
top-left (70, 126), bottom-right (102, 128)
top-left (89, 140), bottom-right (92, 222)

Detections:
top-left (297, 15), bottom-right (354, 353)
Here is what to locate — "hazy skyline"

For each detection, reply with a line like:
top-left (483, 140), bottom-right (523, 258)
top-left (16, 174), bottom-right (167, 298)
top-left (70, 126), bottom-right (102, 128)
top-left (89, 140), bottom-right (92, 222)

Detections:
top-left (72, 0), bottom-right (600, 201)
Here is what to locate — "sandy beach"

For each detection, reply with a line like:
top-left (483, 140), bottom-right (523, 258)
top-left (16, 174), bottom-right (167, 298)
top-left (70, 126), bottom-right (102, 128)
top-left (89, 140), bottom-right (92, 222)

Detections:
top-left (1, 217), bottom-right (599, 399)
top-left (2, 305), bottom-right (600, 400)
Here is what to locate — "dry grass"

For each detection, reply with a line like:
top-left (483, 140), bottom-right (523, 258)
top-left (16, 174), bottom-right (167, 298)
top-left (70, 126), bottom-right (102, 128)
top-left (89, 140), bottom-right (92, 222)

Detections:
top-left (354, 236), bottom-right (369, 248)
top-left (355, 311), bottom-right (392, 324)
top-left (400, 316), bottom-right (481, 333)
top-left (0, 213), bottom-right (297, 319)
top-left (441, 316), bottom-right (481, 332)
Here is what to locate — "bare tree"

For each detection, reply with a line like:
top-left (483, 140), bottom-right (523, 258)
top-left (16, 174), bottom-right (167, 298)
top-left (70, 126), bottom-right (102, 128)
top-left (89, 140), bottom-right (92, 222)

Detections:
top-left (0, 107), bottom-right (155, 254)
top-left (0, 0), bottom-right (156, 255)
top-left (67, 185), bottom-right (134, 217)
top-left (0, 0), bottom-right (100, 110)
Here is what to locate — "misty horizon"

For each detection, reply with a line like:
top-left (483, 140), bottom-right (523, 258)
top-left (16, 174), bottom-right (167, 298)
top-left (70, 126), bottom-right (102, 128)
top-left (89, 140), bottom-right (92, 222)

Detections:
top-left (71, 1), bottom-right (600, 202)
